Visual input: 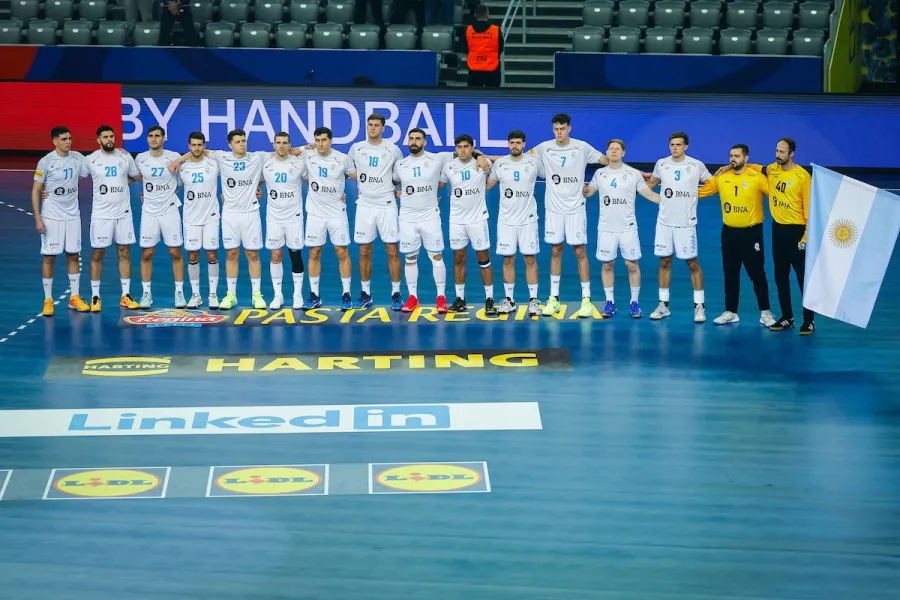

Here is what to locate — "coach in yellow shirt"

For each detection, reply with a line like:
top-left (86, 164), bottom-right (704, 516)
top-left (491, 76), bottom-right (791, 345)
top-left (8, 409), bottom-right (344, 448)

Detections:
top-left (699, 144), bottom-right (775, 327)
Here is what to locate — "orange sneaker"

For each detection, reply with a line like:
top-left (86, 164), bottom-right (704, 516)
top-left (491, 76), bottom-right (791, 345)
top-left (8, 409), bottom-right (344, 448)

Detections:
top-left (42, 298), bottom-right (55, 317)
top-left (90, 296), bottom-right (102, 312)
top-left (120, 294), bottom-right (139, 309)
top-left (68, 295), bottom-right (90, 312)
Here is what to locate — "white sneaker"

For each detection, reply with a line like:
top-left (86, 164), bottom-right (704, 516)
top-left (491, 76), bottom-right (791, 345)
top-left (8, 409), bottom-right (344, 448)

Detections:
top-left (759, 310), bottom-right (776, 328)
top-left (269, 294), bottom-right (284, 310)
top-left (138, 292), bottom-right (153, 309)
top-left (694, 303), bottom-right (707, 323)
top-left (497, 298), bottom-right (515, 314)
top-left (528, 298), bottom-right (541, 316)
top-left (649, 302), bottom-right (670, 320)
top-left (208, 293), bottom-right (219, 309)
top-left (293, 294), bottom-right (303, 310)
top-left (713, 310), bottom-right (740, 325)
top-left (174, 291), bottom-right (187, 309)
top-left (186, 293), bottom-right (202, 308)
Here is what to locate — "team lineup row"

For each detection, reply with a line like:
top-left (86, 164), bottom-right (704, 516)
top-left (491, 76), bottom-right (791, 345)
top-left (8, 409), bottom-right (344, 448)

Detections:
top-left (32, 113), bottom-right (815, 333)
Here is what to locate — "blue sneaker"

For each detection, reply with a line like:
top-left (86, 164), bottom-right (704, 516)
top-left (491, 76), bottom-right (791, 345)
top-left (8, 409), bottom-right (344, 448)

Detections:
top-left (352, 291), bottom-right (373, 309)
top-left (340, 292), bottom-right (353, 311)
top-left (630, 301), bottom-right (643, 318)
top-left (390, 291), bottom-right (403, 311)
top-left (602, 300), bottom-right (617, 317)
top-left (301, 293), bottom-right (322, 310)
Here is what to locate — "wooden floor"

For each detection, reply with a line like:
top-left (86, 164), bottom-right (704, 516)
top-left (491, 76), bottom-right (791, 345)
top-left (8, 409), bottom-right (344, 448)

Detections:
top-left (0, 170), bottom-right (898, 600)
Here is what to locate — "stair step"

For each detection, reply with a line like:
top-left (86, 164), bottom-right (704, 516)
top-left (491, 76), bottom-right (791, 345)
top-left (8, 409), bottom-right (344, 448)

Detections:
top-left (504, 71), bottom-right (556, 85)
top-left (506, 42), bottom-right (569, 55)
top-left (506, 26), bottom-right (573, 44)
top-left (504, 55), bottom-right (556, 64)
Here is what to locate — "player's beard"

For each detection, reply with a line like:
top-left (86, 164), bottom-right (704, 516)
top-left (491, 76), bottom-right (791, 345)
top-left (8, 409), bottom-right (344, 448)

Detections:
top-left (776, 157), bottom-right (786, 165)
top-left (510, 148), bottom-right (521, 157)
top-left (102, 141), bottom-right (115, 152)
top-left (409, 143), bottom-right (422, 154)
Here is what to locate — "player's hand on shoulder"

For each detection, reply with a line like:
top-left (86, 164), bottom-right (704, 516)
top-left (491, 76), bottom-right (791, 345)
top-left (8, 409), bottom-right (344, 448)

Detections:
top-left (642, 171), bottom-right (652, 181)
top-left (582, 186), bottom-right (590, 198)
top-left (714, 165), bottom-right (729, 177)
top-left (167, 161), bottom-right (180, 174)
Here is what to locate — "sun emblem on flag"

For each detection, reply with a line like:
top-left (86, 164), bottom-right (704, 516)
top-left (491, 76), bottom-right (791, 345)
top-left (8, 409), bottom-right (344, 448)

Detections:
top-left (828, 219), bottom-right (859, 249)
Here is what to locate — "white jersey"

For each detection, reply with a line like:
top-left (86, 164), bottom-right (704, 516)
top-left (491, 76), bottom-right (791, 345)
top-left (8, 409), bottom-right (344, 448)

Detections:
top-left (303, 149), bottom-right (353, 219)
top-left (441, 158), bottom-right (489, 225)
top-left (652, 155), bottom-right (712, 227)
top-left (210, 150), bottom-right (269, 213)
top-left (263, 154), bottom-right (306, 222)
top-left (136, 149), bottom-right (182, 216)
top-left (35, 150), bottom-right (85, 220)
top-left (532, 138), bottom-right (604, 214)
top-left (393, 151), bottom-right (454, 223)
top-left (80, 149), bottom-right (139, 221)
top-left (179, 157), bottom-right (220, 226)
top-left (348, 140), bottom-right (403, 208)
top-left (489, 154), bottom-right (542, 226)
top-left (588, 163), bottom-right (647, 232)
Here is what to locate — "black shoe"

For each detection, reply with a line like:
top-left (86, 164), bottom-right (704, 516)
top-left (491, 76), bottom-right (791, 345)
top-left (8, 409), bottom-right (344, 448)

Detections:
top-left (799, 321), bottom-right (815, 335)
top-left (769, 316), bottom-right (795, 331)
top-left (484, 297), bottom-right (498, 315)
top-left (448, 297), bottom-right (467, 312)
top-left (390, 291), bottom-right (403, 311)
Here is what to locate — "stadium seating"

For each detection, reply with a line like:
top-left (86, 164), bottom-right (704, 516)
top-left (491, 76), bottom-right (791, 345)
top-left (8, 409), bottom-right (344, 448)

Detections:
top-left (77, 0), bottom-right (108, 27)
top-left (61, 19), bottom-right (93, 45)
top-left (10, 0), bottom-right (39, 24)
top-left (791, 28), bottom-right (825, 55)
top-left (680, 27), bottom-right (715, 54)
top-left (719, 27), bottom-right (753, 54)
top-left (26, 19), bottom-right (58, 44)
top-left (762, 2), bottom-right (795, 29)
top-left (726, 2), bottom-right (759, 30)
top-left (191, 1), bottom-right (215, 25)
top-left (133, 21), bottom-right (161, 46)
top-left (653, 2), bottom-right (686, 29)
top-left (44, 0), bottom-right (74, 28)
top-left (421, 25), bottom-right (453, 53)
top-left (206, 21), bottom-right (237, 47)
top-left (583, 0), bottom-right (615, 28)
top-left (755, 28), bottom-right (790, 54)
top-left (312, 22), bottom-right (343, 48)
top-left (0, 20), bottom-right (23, 44)
top-left (798, 2), bottom-right (830, 29)
top-left (219, 1), bottom-right (250, 26)
top-left (644, 27), bottom-right (678, 53)
top-left (275, 21), bottom-right (308, 48)
top-left (385, 25), bottom-right (416, 50)
top-left (324, 0), bottom-right (354, 24)
top-left (617, 1), bottom-right (651, 28)
top-left (240, 22), bottom-right (272, 47)
top-left (607, 26), bottom-right (641, 53)
top-left (572, 26), bottom-right (605, 52)
top-left (289, 1), bottom-right (320, 24)
top-left (97, 20), bottom-right (129, 45)
top-left (690, 2), bottom-right (723, 29)
top-left (349, 23), bottom-right (380, 49)
top-left (255, 2), bottom-right (287, 26)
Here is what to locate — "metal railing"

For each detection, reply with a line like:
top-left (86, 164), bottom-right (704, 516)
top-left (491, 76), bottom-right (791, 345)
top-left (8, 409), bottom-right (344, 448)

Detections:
top-left (501, 0), bottom-right (534, 44)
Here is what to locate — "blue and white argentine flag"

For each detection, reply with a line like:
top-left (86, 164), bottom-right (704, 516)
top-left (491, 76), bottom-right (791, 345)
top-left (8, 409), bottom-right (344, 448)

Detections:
top-left (803, 165), bottom-right (900, 328)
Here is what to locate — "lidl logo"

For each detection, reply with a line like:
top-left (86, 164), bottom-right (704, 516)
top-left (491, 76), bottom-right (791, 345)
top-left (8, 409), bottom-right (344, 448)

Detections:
top-left (82, 357), bottom-right (171, 377)
top-left (207, 465), bottom-right (328, 497)
top-left (44, 467), bottom-right (170, 500)
top-left (370, 462), bottom-right (490, 494)
top-left (0, 469), bottom-right (11, 501)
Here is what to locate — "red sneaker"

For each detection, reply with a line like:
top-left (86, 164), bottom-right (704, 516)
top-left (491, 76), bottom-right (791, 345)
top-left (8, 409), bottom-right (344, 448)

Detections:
top-left (436, 295), bottom-right (448, 313)
top-left (400, 295), bottom-right (419, 312)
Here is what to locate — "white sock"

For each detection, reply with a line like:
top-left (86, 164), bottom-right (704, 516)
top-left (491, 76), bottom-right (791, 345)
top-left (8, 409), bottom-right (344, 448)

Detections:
top-left (188, 262), bottom-right (200, 295)
top-left (391, 280), bottom-right (401, 294)
top-left (631, 286), bottom-right (640, 303)
top-left (604, 286), bottom-right (614, 302)
top-left (175, 281), bottom-right (184, 295)
top-left (208, 262), bottom-right (219, 294)
top-left (550, 274), bottom-right (561, 297)
top-left (68, 273), bottom-right (79, 298)
top-left (251, 277), bottom-right (261, 295)
top-left (405, 259), bottom-right (419, 296)
top-left (141, 281), bottom-right (151, 295)
top-left (659, 287), bottom-right (670, 303)
top-left (581, 280), bottom-right (591, 299)
top-left (91, 280), bottom-right (100, 298)
top-left (484, 284), bottom-right (493, 300)
top-left (270, 262), bottom-right (284, 296)
top-left (341, 277), bottom-right (351, 295)
top-left (121, 278), bottom-right (131, 296)
top-left (503, 282), bottom-right (514, 300)
top-left (431, 255), bottom-right (446, 297)
top-left (527, 283), bottom-right (538, 299)
top-left (292, 272), bottom-right (304, 297)
top-left (694, 289), bottom-right (705, 305)
top-left (310, 276), bottom-right (320, 295)
top-left (361, 280), bottom-right (371, 294)
top-left (455, 283), bottom-right (465, 300)
top-left (42, 278), bottom-right (53, 300)
top-left (227, 277), bottom-right (237, 294)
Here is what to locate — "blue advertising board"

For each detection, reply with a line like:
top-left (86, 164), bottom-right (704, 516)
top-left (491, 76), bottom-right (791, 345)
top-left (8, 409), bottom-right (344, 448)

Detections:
top-left (121, 85), bottom-right (900, 168)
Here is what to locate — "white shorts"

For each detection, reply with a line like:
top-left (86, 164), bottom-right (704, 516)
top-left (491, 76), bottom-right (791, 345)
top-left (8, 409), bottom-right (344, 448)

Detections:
top-left (267, 218), bottom-right (305, 250)
top-left (222, 210), bottom-right (263, 251)
top-left (354, 204), bottom-right (399, 244)
top-left (90, 216), bottom-right (135, 248)
top-left (450, 220), bottom-right (490, 251)
top-left (399, 215), bottom-right (444, 254)
top-left (545, 208), bottom-right (587, 246)
top-left (140, 209), bottom-right (183, 248)
top-left (597, 228), bottom-right (641, 262)
top-left (41, 217), bottom-right (81, 255)
top-left (183, 220), bottom-right (220, 251)
top-left (496, 221), bottom-right (539, 256)
top-left (654, 222), bottom-right (698, 260)
top-left (305, 212), bottom-right (350, 247)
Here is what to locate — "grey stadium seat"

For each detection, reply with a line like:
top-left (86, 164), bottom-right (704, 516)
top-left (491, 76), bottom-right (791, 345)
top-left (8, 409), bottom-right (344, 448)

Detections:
top-left (312, 22), bottom-right (343, 48)
top-left (96, 20), bottom-right (128, 45)
top-left (239, 22), bottom-right (271, 47)
top-left (0, 20), bottom-right (23, 44)
top-left (10, 0), bottom-right (39, 24)
top-left (384, 26), bottom-right (416, 49)
top-left (349, 23), bottom-right (380, 49)
top-left (275, 21), bottom-right (307, 48)
top-left (61, 19), bottom-right (93, 44)
top-left (77, 0), bottom-right (107, 26)
top-left (421, 25), bottom-right (452, 52)
top-left (726, 2), bottom-right (759, 29)
top-left (325, 0), bottom-right (354, 23)
top-left (607, 25), bottom-right (641, 52)
top-left (572, 25), bottom-right (604, 52)
top-left (219, 1), bottom-right (250, 25)
top-left (254, 1), bottom-right (285, 25)
top-left (718, 27), bottom-right (752, 53)
top-left (689, 1), bottom-right (722, 28)
top-left (617, 0), bottom-right (650, 28)
top-left (289, 0), bottom-right (319, 23)
top-left (44, 0), bottom-right (75, 27)
top-left (755, 27), bottom-right (788, 53)
top-left (798, 2), bottom-right (829, 30)
top-left (206, 21), bottom-right (236, 46)
top-left (644, 27), bottom-right (677, 52)
top-left (582, 0), bottom-right (614, 27)
top-left (680, 26), bottom-right (714, 53)
top-left (653, 1), bottom-right (686, 29)
top-left (133, 21), bottom-right (160, 45)
top-left (26, 19), bottom-right (58, 44)
top-left (762, 2), bottom-right (794, 28)
top-left (791, 28), bottom-right (824, 55)
top-left (190, 1), bottom-right (215, 26)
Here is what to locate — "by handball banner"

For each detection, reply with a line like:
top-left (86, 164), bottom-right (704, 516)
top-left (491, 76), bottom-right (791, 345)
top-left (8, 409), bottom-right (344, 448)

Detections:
top-left (121, 86), bottom-right (900, 168)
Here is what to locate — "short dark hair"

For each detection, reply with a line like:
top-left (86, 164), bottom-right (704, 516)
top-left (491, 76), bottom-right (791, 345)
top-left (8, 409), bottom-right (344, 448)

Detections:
top-left (227, 129), bottom-right (246, 143)
top-left (148, 125), bottom-right (165, 137)
top-left (314, 126), bottom-right (333, 139)
top-left (454, 134), bottom-right (474, 146)
top-left (779, 137), bottom-right (796, 154)
top-left (50, 126), bottom-right (70, 140)
top-left (607, 138), bottom-right (625, 151)
top-left (731, 144), bottom-right (749, 156)
top-left (474, 4), bottom-right (489, 18)
top-left (408, 128), bottom-right (427, 139)
top-left (552, 113), bottom-right (571, 126)
top-left (96, 125), bottom-right (114, 137)
top-left (669, 131), bottom-right (689, 145)
top-left (188, 131), bottom-right (206, 144)
top-left (508, 130), bottom-right (526, 142)
top-left (274, 131), bottom-right (290, 142)
top-left (367, 113), bottom-right (386, 125)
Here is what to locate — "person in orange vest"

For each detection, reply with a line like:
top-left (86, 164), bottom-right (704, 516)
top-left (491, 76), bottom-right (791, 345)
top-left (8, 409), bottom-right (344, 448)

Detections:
top-left (466, 4), bottom-right (503, 87)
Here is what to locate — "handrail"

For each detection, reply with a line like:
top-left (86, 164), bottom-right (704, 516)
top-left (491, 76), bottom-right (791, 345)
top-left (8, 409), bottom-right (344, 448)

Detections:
top-left (501, 0), bottom-right (528, 44)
